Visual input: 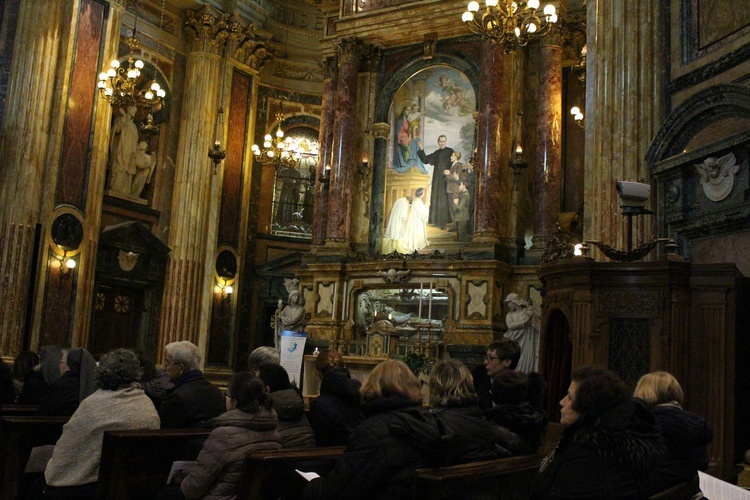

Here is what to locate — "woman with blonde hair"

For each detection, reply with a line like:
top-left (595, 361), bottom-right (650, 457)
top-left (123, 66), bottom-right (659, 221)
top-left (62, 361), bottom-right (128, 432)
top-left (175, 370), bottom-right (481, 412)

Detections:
top-left (304, 359), bottom-right (445, 499)
top-left (634, 371), bottom-right (712, 494)
top-left (308, 350), bottom-right (363, 446)
top-left (429, 359), bottom-right (497, 464)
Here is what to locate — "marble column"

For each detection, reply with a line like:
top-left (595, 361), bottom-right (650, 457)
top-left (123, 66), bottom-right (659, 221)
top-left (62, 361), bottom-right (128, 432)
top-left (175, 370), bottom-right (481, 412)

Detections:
top-left (159, 7), bottom-right (224, 356)
top-left (0, 0), bottom-right (66, 354)
top-left (324, 37), bottom-right (366, 254)
top-left (530, 31), bottom-right (563, 254)
top-left (311, 57), bottom-right (337, 251)
top-left (584, 1), bottom-right (662, 256)
top-left (473, 40), bottom-right (505, 246)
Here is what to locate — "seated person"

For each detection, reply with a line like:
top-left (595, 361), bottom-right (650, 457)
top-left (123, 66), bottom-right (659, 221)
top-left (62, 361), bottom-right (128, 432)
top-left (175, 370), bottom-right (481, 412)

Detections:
top-left (304, 360), bottom-right (447, 499)
top-left (472, 338), bottom-right (521, 410)
top-left (258, 363), bottom-right (316, 448)
top-left (174, 372), bottom-right (283, 499)
top-left (37, 347), bottom-right (97, 416)
top-left (308, 349), bottom-right (363, 447)
top-left (32, 349), bottom-right (159, 500)
top-left (247, 346), bottom-right (280, 374)
top-left (428, 359), bottom-right (497, 464)
top-left (532, 366), bottom-right (663, 499)
top-left (136, 350), bottom-right (173, 409)
top-left (484, 370), bottom-right (547, 456)
top-left (159, 341), bottom-right (224, 428)
top-left (13, 350), bottom-right (47, 404)
top-left (634, 371), bottom-right (712, 494)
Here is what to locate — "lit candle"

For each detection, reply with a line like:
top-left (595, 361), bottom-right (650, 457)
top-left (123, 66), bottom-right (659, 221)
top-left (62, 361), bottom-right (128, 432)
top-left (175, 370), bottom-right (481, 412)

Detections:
top-left (332, 283), bottom-right (337, 320)
top-left (418, 282), bottom-right (423, 319)
top-left (515, 144), bottom-right (523, 154)
top-left (214, 140), bottom-right (221, 147)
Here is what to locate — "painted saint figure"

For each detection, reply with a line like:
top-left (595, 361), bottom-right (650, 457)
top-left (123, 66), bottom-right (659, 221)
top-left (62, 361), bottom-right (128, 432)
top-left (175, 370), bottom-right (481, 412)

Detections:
top-left (418, 135), bottom-right (453, 230)
top-left (393, 105), bottom-right (426, 173)
top-left (402, 187), bottom-right (429, 252)
top-left (381, 196), bottom-right (411, 254)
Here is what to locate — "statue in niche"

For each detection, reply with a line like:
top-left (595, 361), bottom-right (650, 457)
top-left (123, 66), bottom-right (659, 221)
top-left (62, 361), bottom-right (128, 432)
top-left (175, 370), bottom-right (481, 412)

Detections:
top-left (503, 293), bottom-right (540, 373)
top-left (109, 105), bottom-right (139, 196)
top-left (275, 278), bottom-right (306, 351)
top-left (695, 152), bottom-right (739, 202)
top-left (130, 141), bottom-right (156, 199)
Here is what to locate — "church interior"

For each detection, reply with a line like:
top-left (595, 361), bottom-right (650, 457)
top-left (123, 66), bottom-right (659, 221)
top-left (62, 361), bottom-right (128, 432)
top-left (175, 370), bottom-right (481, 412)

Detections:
top-left (1, 0), bottom-right (750, 483)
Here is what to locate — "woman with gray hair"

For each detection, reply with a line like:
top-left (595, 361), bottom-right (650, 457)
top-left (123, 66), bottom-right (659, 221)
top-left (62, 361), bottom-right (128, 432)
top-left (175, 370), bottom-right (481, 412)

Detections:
top-left (32, 348), bottom-right (159, 500)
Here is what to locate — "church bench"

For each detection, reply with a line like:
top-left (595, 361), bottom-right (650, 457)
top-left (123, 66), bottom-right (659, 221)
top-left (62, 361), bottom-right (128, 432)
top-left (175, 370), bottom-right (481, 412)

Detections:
top-left (96, 427), bottom-right (211, 500)
top-left (0, 404), bottom-right (40, 417)
top-left (237, 445), bottom-right (346, 500)
top-left (0, 415), bottom-right (69, 500)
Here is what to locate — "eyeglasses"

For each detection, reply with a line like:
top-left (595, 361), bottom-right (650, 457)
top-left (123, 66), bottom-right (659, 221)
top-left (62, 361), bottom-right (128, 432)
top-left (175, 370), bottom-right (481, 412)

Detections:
top-left (484, 355), bottom-right (501, 363)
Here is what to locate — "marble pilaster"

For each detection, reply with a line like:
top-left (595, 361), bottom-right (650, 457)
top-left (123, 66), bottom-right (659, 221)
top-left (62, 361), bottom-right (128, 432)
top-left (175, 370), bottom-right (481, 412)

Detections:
top-left (530, 32), bottom-right (563, 253)
top-left (473, 40), bottom-right (505, 245)
top-left (311, 57), bottom-right (337, 250)
top-left (584, 1), bottom-right (662, 257)
top-left (324, 37), bottom-right (366, 254)
top-left (0, 0), bottom-right (66, 354)
top-left (159, 9), bottom-right (224, 357)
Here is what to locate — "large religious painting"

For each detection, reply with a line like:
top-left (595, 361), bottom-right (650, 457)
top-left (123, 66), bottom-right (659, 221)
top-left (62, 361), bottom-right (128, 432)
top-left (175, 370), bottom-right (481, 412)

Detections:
top-left (381, 66), bottom-right (477, 254)
top-left (271, 127), bottom-right (319, 239)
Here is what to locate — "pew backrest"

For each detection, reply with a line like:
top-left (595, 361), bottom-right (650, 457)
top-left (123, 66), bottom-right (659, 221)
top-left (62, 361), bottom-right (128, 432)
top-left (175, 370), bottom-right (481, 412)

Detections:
top-left (413, 453), bottom-right (545, 500)
top-left (237, 446), bottom-right (346, 500)
top-left (0, 405), bottom-right (40, 417)
top-left (96, 428), bottom-right (211, 500)
top-left (0, 416), bottom-right (69, 500)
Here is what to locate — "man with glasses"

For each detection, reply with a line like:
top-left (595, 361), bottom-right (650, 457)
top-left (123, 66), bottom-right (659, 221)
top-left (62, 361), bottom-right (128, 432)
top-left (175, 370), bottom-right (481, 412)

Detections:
top-left (474, 338), bottom-right (521, 410)
top-left (159, 341), bottom-right (224, 428)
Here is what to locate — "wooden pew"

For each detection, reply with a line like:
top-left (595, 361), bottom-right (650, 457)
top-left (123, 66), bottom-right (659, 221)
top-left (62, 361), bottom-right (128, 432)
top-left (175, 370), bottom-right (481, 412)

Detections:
top-left (0, 415), bottom-right (68, 500)
top-left (237, 446), bottom-right (346, 500)
top-left (0, 405), bottom-right (40, 417)
top-left (96, 428), bottom-right (211, 500)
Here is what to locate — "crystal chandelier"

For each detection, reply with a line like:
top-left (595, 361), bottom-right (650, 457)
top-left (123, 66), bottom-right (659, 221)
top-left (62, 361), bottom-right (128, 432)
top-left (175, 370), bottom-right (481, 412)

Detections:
top-left (461, 0), bottom-right (558, 53)
top-left (251, 107), bottom-right (302, 169)
top-left (97, 3), bottom-right (165, 107)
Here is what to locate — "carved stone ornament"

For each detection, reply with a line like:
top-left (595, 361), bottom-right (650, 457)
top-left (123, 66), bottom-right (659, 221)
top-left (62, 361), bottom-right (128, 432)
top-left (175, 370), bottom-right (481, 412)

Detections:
top-left (695, 152), bottom-right (739, 202)
top-left (377, 268), bottom-right (411, 283)
top-left (117, 250), bottom-right (140, 272)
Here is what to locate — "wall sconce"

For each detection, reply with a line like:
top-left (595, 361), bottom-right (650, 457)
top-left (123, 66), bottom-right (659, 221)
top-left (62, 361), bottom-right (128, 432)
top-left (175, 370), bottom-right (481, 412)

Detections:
top-left (358, 158), bottom-right (371, 178)
top-left (208, 138), bottom-right (227, 174)
top-left (215, 279), bottom-right (234, 303)
top-left (319, 164), bottom-right (331, 188)
top-left (508, 142), bottom-right (528, 190)
top-left (58, 250), bottom-right (76, 281)
top-left (570, 106), bottom-right (585, 129)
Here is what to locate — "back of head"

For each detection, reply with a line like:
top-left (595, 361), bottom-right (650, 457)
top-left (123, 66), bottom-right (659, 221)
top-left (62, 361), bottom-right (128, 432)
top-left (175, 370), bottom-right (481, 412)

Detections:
top-left (248, 346), bottom-right (280, 372)
top-left (66, 348), bottom-right (98, 401)
top-left (13, 351), bottom-right (40, 381)
top-left (96, 349), bottom-right (142, 391)
top-left (165, 341), bottom-right (202, 371)
top-left (633, 371), bottom-right (684, 406)
top-left (135, 350), bottom-right (158, 382)
top-left (491, 370), bottom-right (529, 406)
top-left (257, 363), bottom-right (292, 393)
top-left (572, 366), bottom-right (629, 419)
top-left (40, 345), bottom-right (63, 385)
top-left (315, 349), bottom-right (344, 377)
top-left (229, 372), bottom-right (269, 413)
top-left (488, 338), bottom-right (521, 370)
top-left (429, 359), bottom-right (478, 408)
top-left (360, 359), bottom-right (422, 404)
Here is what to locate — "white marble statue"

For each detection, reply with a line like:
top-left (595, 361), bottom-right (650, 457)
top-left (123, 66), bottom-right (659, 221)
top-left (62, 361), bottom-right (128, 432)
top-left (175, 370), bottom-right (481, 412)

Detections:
top-left (504, 293), bottom-right (540, 373)
top-left (130, 141), bottom-right (156, 198)
top-left (108, 105), bottom-right (139, 195)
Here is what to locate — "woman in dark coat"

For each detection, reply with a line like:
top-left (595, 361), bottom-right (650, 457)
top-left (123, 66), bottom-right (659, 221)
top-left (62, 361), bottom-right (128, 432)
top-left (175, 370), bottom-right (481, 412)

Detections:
top-left (308, 350), bottom-right (363, 446)
top-left (37, 348), bottom-right (97, 416)
top-left (634, 371), bottom-right (712, 495)
top-left (485, 370), bottom-right (548, 456)
top-left (428, 359), bottom-right (497, 464)
top-left (14, 350), bottom-right (48, 404)
top-left (532, 366), bottom-right (663, 499)
top-left (304, 359), bottom-right (446, 500)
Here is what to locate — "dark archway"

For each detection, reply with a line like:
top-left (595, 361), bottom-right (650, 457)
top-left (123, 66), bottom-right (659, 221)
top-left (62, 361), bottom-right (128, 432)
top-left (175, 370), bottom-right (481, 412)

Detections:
top-left (543, 308), bottom-right (572, 422)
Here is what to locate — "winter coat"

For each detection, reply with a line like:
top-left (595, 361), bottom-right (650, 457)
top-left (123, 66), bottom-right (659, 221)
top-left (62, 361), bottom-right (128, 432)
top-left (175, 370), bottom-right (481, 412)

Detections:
top-left (45, 384), bottom-right (159, 487)
top-left (303, 395), bottom-right (448, 500)
top-left (532, 398), bottom-right (664, 499)
top-left (180, 407), bottom-right (282, 500)
top-left (37, 372), bottom-right (81, 416)
top-left (431, 404), bottom-right (498, 464)
top-left (269, 388), bottom-right (317, 448)
top-left (159, 370), bottom-right (225, 429)
top-left (308, 367), bottom-right (363, 446)
top-left (646, 402), bottom-right (712, 494)
top-left (17, 369), bottom-right (48, 405)
top-left (485, 401), bottom-right (548, 456)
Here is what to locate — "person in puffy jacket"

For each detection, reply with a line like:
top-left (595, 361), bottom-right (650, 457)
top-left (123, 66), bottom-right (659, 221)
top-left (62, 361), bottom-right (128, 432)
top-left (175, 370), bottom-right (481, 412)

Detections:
top-left (258, 363), bottom-right (316, 448)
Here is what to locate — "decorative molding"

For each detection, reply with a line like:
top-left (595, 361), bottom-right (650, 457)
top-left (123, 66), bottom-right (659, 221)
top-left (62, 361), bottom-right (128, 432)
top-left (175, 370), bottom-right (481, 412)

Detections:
top-left (695, 152), bottom-right (740, 202)
top-left (598, 290), bottom-right (661, 316)
top-left (377, 268), bottom-right (411, 283)
top-left (466, 280), bottom-right (488, 319)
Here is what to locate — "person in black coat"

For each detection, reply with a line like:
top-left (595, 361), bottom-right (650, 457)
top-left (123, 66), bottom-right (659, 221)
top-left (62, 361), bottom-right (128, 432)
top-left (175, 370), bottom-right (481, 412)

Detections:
top-left (14, 351), bottom-right (49, 405)
top-left (532, 366), bottom-right (663, 499)
top-left (304, 359), bottom-right (447, 500)
top-left (37, 348), bottom-right (97, 416)
top-left (159, 341), bottom-right (224, 429)
top-left (428, 359), bottom-right (497, 465)
top-left (634, 371), bottom-right (712, 495)
top-left (485, 370), bottom-right (547, 456)
top-left (308, 350), bottom-right (363, 447)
